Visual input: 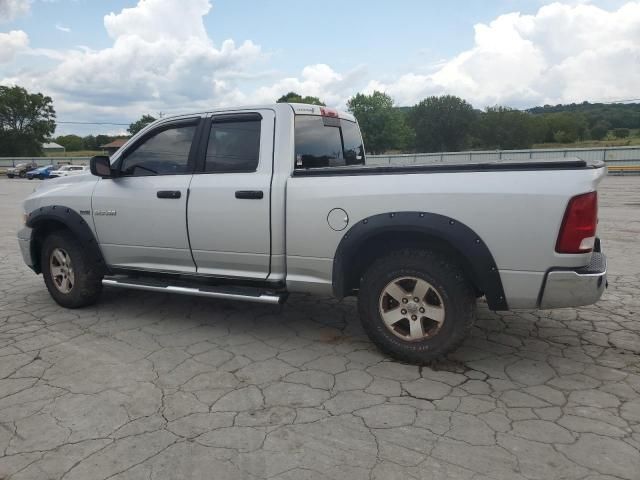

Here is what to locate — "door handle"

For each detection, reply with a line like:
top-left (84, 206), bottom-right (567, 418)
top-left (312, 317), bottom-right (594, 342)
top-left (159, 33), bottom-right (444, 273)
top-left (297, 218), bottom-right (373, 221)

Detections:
top-left (235, 190), bottom-right (264, 200)
top-left (157, 190), bottom-right (181, 199)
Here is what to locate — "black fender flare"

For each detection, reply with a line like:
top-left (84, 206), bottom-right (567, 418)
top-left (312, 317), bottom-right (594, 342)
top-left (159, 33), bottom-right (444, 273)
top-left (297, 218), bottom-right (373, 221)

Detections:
top-left (26, 205), bottom-right (107, 274)
top-left (332, 211), bottom-right (508, 311)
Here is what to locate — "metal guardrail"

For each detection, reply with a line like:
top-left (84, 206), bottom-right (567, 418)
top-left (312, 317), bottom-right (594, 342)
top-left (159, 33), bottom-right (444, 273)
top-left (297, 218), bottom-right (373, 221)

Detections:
top-left (368, 145), bottom-right (640, 167)
top-left (0, 157), bottom-right (92, 168)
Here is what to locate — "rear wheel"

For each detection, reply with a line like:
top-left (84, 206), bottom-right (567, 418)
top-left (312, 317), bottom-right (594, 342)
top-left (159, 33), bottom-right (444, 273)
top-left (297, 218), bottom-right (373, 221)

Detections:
top-left (41, 231), bottom-right (103, 308)
top-left (358, 248), bottom-right (476, 364)
top-left (7, 174), bottom-right (14, 178)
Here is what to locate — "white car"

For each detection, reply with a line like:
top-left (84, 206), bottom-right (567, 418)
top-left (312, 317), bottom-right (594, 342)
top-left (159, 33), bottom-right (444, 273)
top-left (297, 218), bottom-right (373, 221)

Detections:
top-left (49, 165), bottom-right (89, 178)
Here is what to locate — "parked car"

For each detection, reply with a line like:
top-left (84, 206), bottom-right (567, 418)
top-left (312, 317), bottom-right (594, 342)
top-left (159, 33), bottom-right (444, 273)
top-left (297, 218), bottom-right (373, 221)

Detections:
top-left (49, 165), bottom-right (89, 178)
top-left (6, 162), bottom-right (38, 178)
top-left (26, 165), bottom-right (56, 180)
top-left (17, 103), bottom-right (608, 363)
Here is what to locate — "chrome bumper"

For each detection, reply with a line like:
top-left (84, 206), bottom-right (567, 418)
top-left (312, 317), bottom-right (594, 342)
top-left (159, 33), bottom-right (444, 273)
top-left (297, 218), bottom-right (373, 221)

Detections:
top-left (539, 252), bottom-right (607, 309)
top-left (17, 226), bottom-right (36, 271)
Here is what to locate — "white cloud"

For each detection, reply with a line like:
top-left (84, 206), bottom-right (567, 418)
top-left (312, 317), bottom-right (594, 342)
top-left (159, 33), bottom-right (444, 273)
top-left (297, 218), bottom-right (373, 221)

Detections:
top-left (366, 2), bottom-right (640, 107)
top-left (253, 64), bottom-right (367, 107)
top-left (0, 30), bottom-right (28, 63)
top-left (55, 23), bottom-right (70, 33)
top-left (0, 0), bottom-right (30, 23)
top-left (2, 0), bottom-right (264, 128)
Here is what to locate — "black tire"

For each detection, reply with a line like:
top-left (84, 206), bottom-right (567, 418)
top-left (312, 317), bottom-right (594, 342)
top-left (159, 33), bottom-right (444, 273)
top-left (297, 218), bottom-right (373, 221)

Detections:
top-left (7, 174), bottom-right (14, 179)
top-left (41, 230), bottom-right (103, 308)
top-left (38, 174), bottom-right (44, 180)
top-left (358, 248), bottom-right (476, 364)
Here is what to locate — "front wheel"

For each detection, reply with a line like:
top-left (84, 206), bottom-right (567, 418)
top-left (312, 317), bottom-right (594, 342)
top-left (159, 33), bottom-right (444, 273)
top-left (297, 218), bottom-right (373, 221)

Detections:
top-left (41, 231), bottom-right (103, 308)
top-left (358, 248), bottom-right (476, 364)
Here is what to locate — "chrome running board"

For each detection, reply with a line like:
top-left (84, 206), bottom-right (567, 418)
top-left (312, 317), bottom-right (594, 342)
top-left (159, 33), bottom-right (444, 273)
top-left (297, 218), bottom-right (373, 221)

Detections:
top-left (102, 278), bottom-right (285, 304)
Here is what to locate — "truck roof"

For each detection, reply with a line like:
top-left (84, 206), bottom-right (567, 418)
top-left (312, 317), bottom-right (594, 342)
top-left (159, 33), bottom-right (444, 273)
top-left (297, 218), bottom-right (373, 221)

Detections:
top-left (152, 103), bottom-right (356, 125)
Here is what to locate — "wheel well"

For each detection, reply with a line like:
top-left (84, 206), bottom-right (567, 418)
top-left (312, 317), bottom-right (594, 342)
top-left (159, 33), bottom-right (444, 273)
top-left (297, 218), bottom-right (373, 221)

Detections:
top-left (339, 231), bottom-right (482, 298)
top-left (30, 219), bottom-right (72, 273)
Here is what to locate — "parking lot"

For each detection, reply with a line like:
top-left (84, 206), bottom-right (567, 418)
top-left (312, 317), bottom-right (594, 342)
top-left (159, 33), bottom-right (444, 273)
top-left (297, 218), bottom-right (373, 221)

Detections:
top-left (0, 176), bottom-right (638, 479)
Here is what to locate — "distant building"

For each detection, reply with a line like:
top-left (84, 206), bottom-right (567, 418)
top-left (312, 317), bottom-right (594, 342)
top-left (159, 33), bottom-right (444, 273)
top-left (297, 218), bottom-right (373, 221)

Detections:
top-left (42, 142), bottom-right (65, 153)
top-left (100, 138), bottom-right (128, 156)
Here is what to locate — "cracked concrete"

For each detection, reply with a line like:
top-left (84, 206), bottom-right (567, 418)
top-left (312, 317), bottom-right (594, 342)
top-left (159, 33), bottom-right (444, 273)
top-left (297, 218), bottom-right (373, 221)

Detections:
top-left (0, 176), bottom-right (639, 479)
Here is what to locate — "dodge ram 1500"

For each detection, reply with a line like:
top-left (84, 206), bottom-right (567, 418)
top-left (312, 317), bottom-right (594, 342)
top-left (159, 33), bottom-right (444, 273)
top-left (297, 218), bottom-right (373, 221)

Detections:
top-left (18, 103), bottom-right (607, 363)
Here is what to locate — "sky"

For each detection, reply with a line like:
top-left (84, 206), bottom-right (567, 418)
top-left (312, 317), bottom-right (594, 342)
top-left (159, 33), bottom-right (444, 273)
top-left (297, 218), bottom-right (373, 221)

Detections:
top-left (0, 0), bottom-right (639, 136)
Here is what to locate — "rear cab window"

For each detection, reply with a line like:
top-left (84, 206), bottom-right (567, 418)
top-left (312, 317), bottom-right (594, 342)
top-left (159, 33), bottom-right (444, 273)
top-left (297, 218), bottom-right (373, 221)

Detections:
top-left (294, 113), bottom-right (365, 170)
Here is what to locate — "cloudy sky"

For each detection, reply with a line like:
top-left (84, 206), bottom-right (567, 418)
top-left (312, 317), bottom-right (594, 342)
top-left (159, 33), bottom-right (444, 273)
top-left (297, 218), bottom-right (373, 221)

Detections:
top-left (1, 0), bottom-right (639, 135)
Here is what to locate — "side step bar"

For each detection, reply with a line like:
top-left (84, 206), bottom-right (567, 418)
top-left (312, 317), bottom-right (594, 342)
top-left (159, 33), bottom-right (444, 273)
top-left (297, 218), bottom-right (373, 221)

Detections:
top-left (102, 278), bottom-right (285, 305)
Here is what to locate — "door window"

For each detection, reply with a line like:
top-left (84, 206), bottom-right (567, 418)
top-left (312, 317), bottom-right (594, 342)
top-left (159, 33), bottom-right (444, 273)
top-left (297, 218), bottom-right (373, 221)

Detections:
top-left (205, 119), bottom-right (261, 173)
top-left (120, 124), bottom-right (196, 176)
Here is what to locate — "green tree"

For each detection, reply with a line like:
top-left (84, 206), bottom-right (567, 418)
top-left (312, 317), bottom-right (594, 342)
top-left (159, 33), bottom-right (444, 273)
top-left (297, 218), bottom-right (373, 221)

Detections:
top-left (128, 114), bottom-right (157, 136)
top-left (409, 95), bottom-right (475, 152)
top-left (95, 135), bottom-right (114, 148)
top-left (613, 128), bottom-right (630, 138)
top-left (55, 134), bottom-right (84, 151)
top-left (276, 92), bottom-right (325, 106)
top-left (474, 107), bottom-right (544, 150)
top-left (82, 135), bottom-right (98, 150)
top-left (347, 91), bottom-right (413, 154)
top-left (0, 85), bottom-right (56, 156)
top-left (589, 121), bottom-right (610, 141)
top-left (541, 112), bottom-right (588, 143)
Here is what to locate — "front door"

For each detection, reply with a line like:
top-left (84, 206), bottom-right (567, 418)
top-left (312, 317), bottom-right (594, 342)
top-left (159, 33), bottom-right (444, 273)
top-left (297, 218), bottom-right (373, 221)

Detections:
top-left (187, 111), bottom-right (274, 279)
top-left (92, 118), bottom-right (201, 273)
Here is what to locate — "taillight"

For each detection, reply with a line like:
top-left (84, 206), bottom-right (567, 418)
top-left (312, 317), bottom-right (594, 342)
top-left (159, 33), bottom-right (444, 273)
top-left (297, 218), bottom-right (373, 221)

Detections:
top-left (320, 107), bottom-right (339, 118)
top-left (556, 192), bottom-right (598, 254)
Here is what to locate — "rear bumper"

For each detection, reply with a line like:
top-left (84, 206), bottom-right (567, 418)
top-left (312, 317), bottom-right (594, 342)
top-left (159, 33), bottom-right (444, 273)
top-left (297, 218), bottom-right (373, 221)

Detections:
top-left (539, 251), bottom-right (607, 309)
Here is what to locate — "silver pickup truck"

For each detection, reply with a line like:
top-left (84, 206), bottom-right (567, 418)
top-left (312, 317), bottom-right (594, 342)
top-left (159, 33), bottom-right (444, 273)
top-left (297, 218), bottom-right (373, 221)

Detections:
top-left (18, 103), bottom-right (607, 363)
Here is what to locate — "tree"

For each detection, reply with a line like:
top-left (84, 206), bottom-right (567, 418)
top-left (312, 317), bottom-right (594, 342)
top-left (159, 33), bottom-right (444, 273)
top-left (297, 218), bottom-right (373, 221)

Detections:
top-left (276, 92), bottom-right (325, 106)
top-left (540, 112), bottom-right (588, 143)
top-left (0, 85), bottom-right (56, 156)
top-left (128, 114), bottom-right (157, 136)
top-left (613, 128), bottom-right (630, 139)
top-left (589, 121), bottom-right (610, 141)
top-left (409, 95), bottom-right (475, 152)
top-left (347, 91), bottom-right (413, 154)
top-left (474, 107), bottom-right (544, 150)
top-left (95, 135), bottom-right (114, 148)
top-left (55, 134), bottom-right (84, 152)
top-left (83, 135), bottom-right (98, 150)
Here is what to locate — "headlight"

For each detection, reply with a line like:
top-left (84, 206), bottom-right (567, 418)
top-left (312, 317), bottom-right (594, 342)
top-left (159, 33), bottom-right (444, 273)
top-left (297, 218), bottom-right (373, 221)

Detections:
top-left (22, 213), bottom-right (28, 225)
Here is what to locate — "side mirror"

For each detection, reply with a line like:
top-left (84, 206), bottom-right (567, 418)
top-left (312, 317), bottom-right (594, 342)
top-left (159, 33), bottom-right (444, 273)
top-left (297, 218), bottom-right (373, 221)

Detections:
top-left (90, 156), bottom-right (113, 178)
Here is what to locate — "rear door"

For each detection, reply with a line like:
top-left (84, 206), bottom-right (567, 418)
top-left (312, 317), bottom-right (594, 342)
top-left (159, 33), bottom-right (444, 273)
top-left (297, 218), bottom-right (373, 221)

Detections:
top-left (92, 118), bottom-right (201, 272)
top-left (187, 110), bottom-right (274, 279)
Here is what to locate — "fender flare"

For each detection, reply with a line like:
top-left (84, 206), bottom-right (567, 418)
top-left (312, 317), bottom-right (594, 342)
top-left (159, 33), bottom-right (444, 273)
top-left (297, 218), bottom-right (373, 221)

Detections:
top-left (332, 211), bottom-right (508, 311)
top-left (25, 205), bottom-right (107, 274)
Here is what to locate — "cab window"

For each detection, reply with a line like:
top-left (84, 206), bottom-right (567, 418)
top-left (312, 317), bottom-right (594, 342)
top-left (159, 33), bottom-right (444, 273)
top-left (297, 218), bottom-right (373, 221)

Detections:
top-left (294, 115), bottom-right (365, 169)
top-left (120, 124), bottom-right (196, 176)
top-left (204, 119), bottom-right (261, 173)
